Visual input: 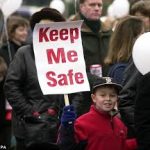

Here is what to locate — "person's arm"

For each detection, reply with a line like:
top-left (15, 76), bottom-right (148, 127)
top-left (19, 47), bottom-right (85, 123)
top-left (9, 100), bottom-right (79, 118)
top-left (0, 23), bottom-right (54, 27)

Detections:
top-left (58, 105), bottom-right (87, 150)
top-left (58, 105), bottom-right (77, 150)
top-left (4, 48), bottom-right (32, 118)
top-left (118, 58), bottom-right (142, 138)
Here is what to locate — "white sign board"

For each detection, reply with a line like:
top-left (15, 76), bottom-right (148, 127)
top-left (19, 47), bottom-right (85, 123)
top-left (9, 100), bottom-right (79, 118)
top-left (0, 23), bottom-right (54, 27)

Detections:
top-left (33, 20), bottom-right (90, 95)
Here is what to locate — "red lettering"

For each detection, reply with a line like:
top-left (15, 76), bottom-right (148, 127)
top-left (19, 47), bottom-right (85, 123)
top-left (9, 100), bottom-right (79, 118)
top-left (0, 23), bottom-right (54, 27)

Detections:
top-left (39, 27), bottom-right (79, 43)
top-left (47, 48), bottom-right (78, 64)
top-left (75, 73), bottom-right (84, 84)
top-left (46, 71), bottom-right (57, 87)
top-left (67, 69), bottom-right (74, 85)
top-left (70, 28), bottom-right (79, 43)
top-left (58, 74), bottom-right (68, 85)
top-left (68, 51), bottom-right (78, 62)
top-left (60, 29), bottom-right (68, 41)
top-left (49, 30), bottom-right (58, 41)
top-left (46, 69), bottom-right (84, 87)
top-left (39, 27), bottom-right (49, 42)
top-left (46, 48), bottom-right (66, 64)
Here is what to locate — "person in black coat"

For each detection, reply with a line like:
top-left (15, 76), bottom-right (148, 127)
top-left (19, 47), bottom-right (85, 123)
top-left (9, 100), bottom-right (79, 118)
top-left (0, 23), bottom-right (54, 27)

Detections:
top-left (4, 8), bottom-right (66, 150)
top-left (0, 56), bottom-right (7, 145)
top-left (0, 15), bottom-right (29, 149)
top-left (72, 0), bottom-right (112, 76)
top-left (118, 58), bottom-right (142, 138)
top-left (118, 0), bottom-right (150, 138)
top-left (135, 72), bottom-right (150, 150)
top-left (68, 0), bottom-right (112, 118)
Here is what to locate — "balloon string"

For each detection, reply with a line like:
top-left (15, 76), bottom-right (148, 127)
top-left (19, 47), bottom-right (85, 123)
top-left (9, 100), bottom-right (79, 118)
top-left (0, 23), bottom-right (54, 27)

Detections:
top-left (148, 17), bottom-right (150, 32)
top-left (75, 0), bottom-right (77, 14)
top-left (0, 28), bottom-right (4, 45)
top-left (4, 17), bottom-right (12, 62)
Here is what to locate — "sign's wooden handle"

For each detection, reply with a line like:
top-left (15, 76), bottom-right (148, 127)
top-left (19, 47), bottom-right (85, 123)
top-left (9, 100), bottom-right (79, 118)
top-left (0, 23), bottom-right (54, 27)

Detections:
top-left (64, 94), bottom-right (70, 106)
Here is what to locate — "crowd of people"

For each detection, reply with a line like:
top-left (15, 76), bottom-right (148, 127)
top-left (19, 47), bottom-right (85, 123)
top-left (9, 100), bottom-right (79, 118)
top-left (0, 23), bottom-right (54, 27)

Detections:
top-left (0, 0), bottom-right (150, 150)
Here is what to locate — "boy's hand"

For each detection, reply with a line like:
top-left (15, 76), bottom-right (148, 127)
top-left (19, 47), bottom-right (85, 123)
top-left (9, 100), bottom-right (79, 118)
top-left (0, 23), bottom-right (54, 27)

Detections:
top-left (61, 105), bottom-right (76, 127)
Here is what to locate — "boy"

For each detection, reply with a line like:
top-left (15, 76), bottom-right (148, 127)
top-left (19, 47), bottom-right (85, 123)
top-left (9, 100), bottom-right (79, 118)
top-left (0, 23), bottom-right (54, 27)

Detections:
top-left (58, 77), bottom-right (137, 150)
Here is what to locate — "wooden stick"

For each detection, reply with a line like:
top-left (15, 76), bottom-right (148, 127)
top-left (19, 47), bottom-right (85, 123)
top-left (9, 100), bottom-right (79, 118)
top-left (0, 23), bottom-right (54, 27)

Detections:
top-left (64, 94), bottom-right (73, 124)
top-left (64, 94), bottom-right (70, 106)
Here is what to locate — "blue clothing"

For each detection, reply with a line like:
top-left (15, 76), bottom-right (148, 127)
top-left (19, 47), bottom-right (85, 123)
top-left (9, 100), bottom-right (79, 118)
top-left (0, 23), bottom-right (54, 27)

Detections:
top-left (108, 63), bottom-right (127, 84)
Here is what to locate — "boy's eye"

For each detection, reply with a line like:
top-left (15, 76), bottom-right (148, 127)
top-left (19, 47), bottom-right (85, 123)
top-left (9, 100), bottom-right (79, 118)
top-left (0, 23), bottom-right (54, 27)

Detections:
top-left (110, 94), bottom-right (117, 97)
top-left (99, 94), bottom-right (105, 97)
top-left (99, 94), bottom-right (117, 97)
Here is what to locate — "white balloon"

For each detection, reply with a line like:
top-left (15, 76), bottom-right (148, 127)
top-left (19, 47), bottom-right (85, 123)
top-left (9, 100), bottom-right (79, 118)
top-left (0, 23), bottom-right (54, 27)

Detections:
top-left (1, 0), bottom-right (22, 18)
top-left (107, 3), bottom-right (114, 17)
top-left (108, 0), bottom-right (130, 18)
top-left (132, 32), bottom-right (150, 75)
top-left (50, 0), bottom-right (65, 14)
top-left (0, 0), bottom-right (5, 8)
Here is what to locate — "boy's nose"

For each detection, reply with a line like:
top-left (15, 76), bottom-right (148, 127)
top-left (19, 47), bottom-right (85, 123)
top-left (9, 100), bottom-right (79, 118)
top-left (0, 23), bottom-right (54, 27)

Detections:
top-left (105, 95), bottom-right (111, 101)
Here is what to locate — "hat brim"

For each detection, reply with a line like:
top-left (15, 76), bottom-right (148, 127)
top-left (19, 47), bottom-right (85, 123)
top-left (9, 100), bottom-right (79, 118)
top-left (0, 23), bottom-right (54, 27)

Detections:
top-left (92, 83), bottom-right (122, 93)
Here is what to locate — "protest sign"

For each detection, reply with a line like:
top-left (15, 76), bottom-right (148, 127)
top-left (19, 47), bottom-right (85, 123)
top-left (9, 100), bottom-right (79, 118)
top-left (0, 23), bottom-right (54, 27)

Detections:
top-left (33, 20), bottom-right (90, 95)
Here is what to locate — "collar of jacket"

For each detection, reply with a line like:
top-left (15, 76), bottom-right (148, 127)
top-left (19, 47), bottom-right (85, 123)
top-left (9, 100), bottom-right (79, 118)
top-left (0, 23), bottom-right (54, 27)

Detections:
top-left (91, 105), bottom-right (118, 118)
top-left (71, 13), bottom-right (112, 34)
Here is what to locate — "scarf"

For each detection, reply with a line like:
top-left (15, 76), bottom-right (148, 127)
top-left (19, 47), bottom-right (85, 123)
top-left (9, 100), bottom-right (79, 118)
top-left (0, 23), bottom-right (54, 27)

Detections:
top-left (80, 13), bottom-right (100, 33)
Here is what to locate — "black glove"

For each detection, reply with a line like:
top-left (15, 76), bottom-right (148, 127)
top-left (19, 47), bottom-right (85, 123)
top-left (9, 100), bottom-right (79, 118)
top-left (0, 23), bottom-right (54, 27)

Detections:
top-left (61, 105), bottom-right (76, 127)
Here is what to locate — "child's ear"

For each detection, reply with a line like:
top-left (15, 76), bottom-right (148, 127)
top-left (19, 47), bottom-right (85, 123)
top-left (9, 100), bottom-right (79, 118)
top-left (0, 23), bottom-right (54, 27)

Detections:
top-left (91, 94), bottom-right (96, 103)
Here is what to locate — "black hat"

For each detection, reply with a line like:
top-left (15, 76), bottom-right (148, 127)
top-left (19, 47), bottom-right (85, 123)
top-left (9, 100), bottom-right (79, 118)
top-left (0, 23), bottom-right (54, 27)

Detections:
top-left (30, 7), bottom-right (65, 30)
top-left (92, 77), bottom-right (122, 94)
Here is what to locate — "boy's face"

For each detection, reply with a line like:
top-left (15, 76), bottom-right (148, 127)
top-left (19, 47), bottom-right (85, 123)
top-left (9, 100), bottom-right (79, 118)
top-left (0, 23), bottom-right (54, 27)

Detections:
top-left (91, 86), bottom-right (118, 113)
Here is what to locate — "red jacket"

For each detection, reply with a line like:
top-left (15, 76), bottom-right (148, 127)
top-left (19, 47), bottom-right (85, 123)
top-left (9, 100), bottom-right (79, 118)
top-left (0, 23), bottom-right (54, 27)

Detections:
top-left (74, 105), bottom-right (137, 150)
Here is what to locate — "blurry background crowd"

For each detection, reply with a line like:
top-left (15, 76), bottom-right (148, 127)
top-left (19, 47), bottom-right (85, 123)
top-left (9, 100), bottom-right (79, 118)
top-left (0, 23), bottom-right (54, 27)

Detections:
top-left (0, 0), bottom-right (149, 150)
